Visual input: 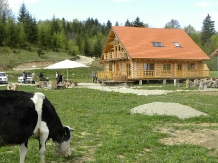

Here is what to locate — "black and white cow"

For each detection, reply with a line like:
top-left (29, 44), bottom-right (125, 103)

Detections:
top-left (0, 90), bottom-right (74, 163)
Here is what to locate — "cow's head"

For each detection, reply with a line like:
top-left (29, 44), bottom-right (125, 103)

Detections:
top-left (54, 126), bottom-right (75, 158)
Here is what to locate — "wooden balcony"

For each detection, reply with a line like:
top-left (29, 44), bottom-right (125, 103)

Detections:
top-left (97, 70), bottom-right (210, 81)
top-left (103, 51), bottom-right (127, 61)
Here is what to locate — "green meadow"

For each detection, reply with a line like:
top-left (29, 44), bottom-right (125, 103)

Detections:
top-left (1, 78), bottom-right (218, 162)
top-left (1, 48), bottom-right (218, 162)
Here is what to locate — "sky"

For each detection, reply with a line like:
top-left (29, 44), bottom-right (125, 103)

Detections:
top-left (7, 0), bottom-right (218, 31)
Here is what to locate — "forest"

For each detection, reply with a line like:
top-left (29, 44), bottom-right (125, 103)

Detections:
top-left (0, 1), bottom-right (218, 70)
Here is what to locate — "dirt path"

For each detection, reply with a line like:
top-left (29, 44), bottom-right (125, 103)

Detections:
top-left (13, 55), bottom-right (94, 70)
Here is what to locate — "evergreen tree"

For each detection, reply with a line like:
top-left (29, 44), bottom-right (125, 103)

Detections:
top-left (132, 17), bottom-right (145, 27)
top-left (61, 17), bottom-right (67, 34)
top-left (50, 15), bottom-right (59, 34)
top-left (84, 36), bottom-right (91, 56)
top-left (105, 20), bottom-right (112, 35)
top-left (27, 16), bottom-right (38, 44)
top-left (5, 17), bottom-right (18, 47)
top-left (201, 14), bottom-right (216, 45)
top-left (17, 3), bottom-right (29, 24)
top-left (125, 19), bottom-right (132, 26)
top-left (93, 38), bottom-right (102, 57)
top-left (18, 23), bottom-right (27, 46)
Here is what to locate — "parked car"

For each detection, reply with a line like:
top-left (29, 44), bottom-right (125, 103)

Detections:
top-left (0, 72), bottom-right (8, 84)
top-left (18, 73), bottom-right (33, 83)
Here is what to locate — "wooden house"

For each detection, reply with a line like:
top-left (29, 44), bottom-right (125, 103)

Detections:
top-left (98, 26), bottom-right (210, 83)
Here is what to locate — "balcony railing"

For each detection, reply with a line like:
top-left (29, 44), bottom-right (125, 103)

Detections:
top-left (103, 51), bottom-right (127, 60)
top-left (97, 70), bottom-right (210, 80)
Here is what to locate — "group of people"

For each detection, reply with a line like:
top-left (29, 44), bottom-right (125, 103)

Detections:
top-left (22, 71), bottom-right (36, 84)
top-left (22, 71), bottom-right (45, 84)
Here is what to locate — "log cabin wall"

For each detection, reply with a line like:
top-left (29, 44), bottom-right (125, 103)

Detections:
top-left (97, 60), bottom-right (209, 81)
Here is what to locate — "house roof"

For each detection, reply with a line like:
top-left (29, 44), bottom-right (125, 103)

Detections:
top-left (106, 26), bottom-right (210, 61)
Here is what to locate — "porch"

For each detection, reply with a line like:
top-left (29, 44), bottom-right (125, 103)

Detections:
top-left (97, 69), bottom-right (210, 82)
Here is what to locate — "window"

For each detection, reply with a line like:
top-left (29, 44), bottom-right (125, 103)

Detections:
top-left (188, 63), bottom-right (195, 70)
top-left (177, 64), bottom-right (182, 70)
top-left (163, 64), bottom-right (171, 72)
top-left (152, 42), bottom-right (164, 47)
top-left (173, 42), bottom-right (181, 47)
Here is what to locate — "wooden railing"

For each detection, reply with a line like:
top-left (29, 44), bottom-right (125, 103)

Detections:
top-left (103, 51), bottom-right (127, 60)
top-left (97, 70), bottom-right (210, 80)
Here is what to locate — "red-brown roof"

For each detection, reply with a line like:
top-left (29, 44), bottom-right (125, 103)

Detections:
top-left (110, 26), bottom-right (210, 61)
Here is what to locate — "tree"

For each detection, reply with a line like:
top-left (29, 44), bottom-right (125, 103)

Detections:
top-left (201, 14), bottom-right (216, 46)
top-left (125, 19), bottom-right (132, 26)
top-left (50, 15), bottom-right (59, 34)
top-left (165, 19), bottom-right (181, 29)
top-left (27, 16), bottom-right (38, 44)
top-left (132, 17), bottom-right (145, 27)
top-left (5, 17), bottom-right (18, 47)
top-left (184, 25), bottom-right (196, 36)
top-left (93, 38), bottom-right (102, 57)
top-left (67, 40), bottom-right (79, 56)
top-left (190, 32), bottom-right (202, 48)
top-left (0, 19), bottom-right (5, 46)
top-left (105, 20), bottom-right (112, 35)
top-left (17, 3), bottom-right (29, 24)
top-left (18, 23), bottom-right (27, 46)
top-left (0, 0), bottom-right (11, 18)
top-left (1, 10), bottom-right (7, 23)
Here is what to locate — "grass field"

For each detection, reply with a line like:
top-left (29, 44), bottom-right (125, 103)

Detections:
top-left (0, 82), bottom-right (218, 162)
top-left (1, 48), bottom-right (218, 162)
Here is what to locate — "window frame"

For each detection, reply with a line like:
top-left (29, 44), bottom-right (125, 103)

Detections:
top-left (152, 42), bottom-right (164, 47)
top-left (163, 64), bottom-right (171, 72)
top-left (187, 63), bottom-right (195, 70)
top-left (173, 42), bottom-right (181, 47)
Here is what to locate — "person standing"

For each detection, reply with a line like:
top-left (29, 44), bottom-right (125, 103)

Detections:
top-left (55, 72), bottom-right (59, 83)
top-left (23, 71), bottom-right (27, 83)
top-left (92, 71), bottom-right (97, 83)
top-left (39, 72), bottom-right (43, 79)
top-left (31, 72), bottom-right (36, 84)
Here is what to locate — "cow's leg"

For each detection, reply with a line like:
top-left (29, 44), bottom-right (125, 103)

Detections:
top-left (39, 122), bottom-right (49, 163)
top-left (19, 141), bottom-right (28, 163)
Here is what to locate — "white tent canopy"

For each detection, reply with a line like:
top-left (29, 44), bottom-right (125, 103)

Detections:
top-left (44, 59), bottom-right (89, 81)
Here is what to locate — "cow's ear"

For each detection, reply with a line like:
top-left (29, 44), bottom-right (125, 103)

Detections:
top-left (63, 126), bottom-right (71, 141)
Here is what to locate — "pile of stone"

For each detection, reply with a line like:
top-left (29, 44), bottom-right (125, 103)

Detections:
top-left (191, 78), bottom-right (218, 89)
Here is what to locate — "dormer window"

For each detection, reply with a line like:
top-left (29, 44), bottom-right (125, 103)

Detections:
top-left (173, 42), bottom-right (181, 47)
top-left (152, 42), bottom-right (164, 47)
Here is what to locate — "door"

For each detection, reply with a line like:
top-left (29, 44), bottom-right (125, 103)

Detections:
top-left (144, 63), bottom-right (154, 76)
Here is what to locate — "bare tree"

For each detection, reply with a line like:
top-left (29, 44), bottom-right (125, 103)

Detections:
top-left (0, 0), bottom-right (12, 18)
